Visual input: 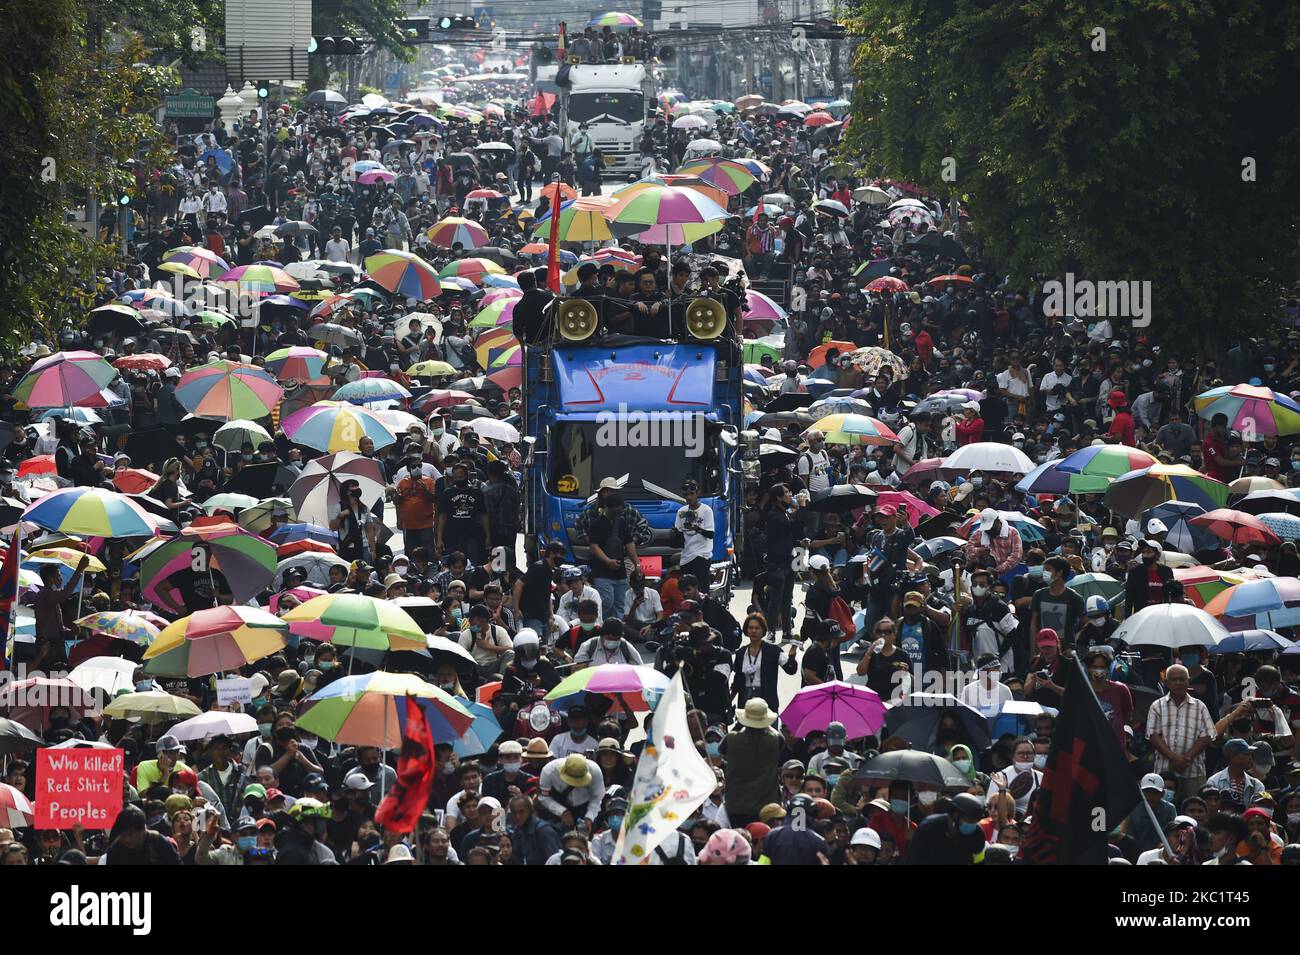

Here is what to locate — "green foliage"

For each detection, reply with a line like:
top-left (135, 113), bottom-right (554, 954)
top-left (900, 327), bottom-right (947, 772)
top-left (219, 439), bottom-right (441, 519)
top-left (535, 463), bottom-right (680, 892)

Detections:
top-left (843, 0), bottom-right (1300, 348)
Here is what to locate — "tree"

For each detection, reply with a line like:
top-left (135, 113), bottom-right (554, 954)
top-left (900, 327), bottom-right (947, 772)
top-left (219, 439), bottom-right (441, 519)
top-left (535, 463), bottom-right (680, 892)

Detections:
top-left (843, 0), bottom-right (1300, 349)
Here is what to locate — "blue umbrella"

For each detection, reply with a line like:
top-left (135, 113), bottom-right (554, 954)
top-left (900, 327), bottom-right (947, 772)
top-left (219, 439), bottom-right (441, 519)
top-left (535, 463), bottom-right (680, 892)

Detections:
top-left (448, 698), bottom-right (504, 757)
top-left (1139, 501), bottom-right (1219, 554)
top-left (1208, 629), bottom-right (1295, 654)
top-left (268, 523), bottom-right (338, 546)
top-left (1014, 458), bottom-right (1072, 495)
top-left (262, 294), bottom-right (309, 311)
top-left (198, 148), bottom-right (234, 175)
top-left (1255, 511), bottom-right (1300, 540)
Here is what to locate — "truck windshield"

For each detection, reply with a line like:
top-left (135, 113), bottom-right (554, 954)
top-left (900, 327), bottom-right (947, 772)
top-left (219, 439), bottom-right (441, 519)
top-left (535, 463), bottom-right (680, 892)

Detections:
top-left (567, 92), bottom-right (644, 125)
top-left (548, 420), bottom-right (720, 498)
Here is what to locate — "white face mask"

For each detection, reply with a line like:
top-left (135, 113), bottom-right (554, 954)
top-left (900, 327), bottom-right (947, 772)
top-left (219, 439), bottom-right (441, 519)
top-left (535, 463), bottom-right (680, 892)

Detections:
top-left (1014, 760), bottom-right (1034, 773)
top-left (502, 761), bottom-right (522, 774)
top-left (917, 790), bottom-right (938, 806)
top-left (971, 585), bottom-right (988, 597)
top-left (984, 669), bottom-right (1001, 684)
top-left (1089, 616), bottom-right (1107, 627)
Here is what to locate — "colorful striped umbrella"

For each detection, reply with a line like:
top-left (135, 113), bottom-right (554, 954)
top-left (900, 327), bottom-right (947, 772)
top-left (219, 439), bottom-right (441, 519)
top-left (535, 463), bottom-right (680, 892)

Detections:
top-left (265, 346), bottom-right (330, 382)
top-left (1193, 383), bottom-right (1300, 437)
top-left (0, 783), bottom-right (34, 828)
top-left (23, 487), bottom-right (154, 537)
top-left (296, 672), bottom-right (474, 748)
top-left (439, 257), bottom-right (506, 284)
top-left (744, 289), bottom-right (788, 322)
top-left (176, 360), bottom-right (284, 421)
top-left (676, 157), bottom-right (757, 196)
top-left (160, 246), bottom-right (230, 280)
top-left (802, 413), bottom-right (899, 446)
top-left (74, 610), bottom-right (163, 646)
top-left (280, 593), bottom-right (425, 652)
top-left (281, 401), bottom-right (398, 452)
top-left (605, 184), bottom-right (730, 231)
top-left (141, 521), bottom-right (277, 614)
top-left (426, 216), bottom-right (489, 249)
top-left (332, 377), bottom-right (412, 405)
top-left (1103, 464), bottom-right (1230, 516)
top-left (1204, 577), bottom-right (1300, 631)
top-left (1055, 445), bottom-right (1158, 492)
top-left (1189, 508), bottom-right (1280, 548)
top-left (470, 298), bottom-right (516, 328)
top-left (1139, 501), bottom-right (1221, 553)
top-left (530, 198), bottom-right (616, 243)
top-left (588, 11), bottom-right (642, 28)
top-left (113, 353), bottom-right (172, 373)
top-left (544, 663), bottom-right (670, 714)
top-left (481, 273), bottom-right (521, 290)
top-left (365, 250), bottom-right (443, 300)
top-left (1208, 630), bottom-right (1295, 653)
top-left (473, 328), bottom-right (519, 371)
top-left (218, 263), bottom-right (301, 294)
top-left (1174, 566), bottom-right (1256, 609)
top-left (15, 351), bottom-right (119, 408)
top-left (1014, 458), bottom-right (1073, 495)
top-left (143, 605), bottom-right (288, 677)
top-left (480, 288), bottom-right (523, 307)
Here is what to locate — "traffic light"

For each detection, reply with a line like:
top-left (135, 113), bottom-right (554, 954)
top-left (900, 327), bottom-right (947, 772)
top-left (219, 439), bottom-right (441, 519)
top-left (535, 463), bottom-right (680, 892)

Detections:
top-left (308, 36), bottom-right (364, 54)
top-left (436, 15), bottom-right (477, 30)
top-left (398, 17), bottom-right (430, 42)
top-left (256, 80), bottom-right (270, 100)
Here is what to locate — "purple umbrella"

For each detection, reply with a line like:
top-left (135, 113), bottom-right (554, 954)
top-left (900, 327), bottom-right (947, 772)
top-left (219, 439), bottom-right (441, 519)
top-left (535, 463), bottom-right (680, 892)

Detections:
top-left (780, 681), bottom-right (886, 738)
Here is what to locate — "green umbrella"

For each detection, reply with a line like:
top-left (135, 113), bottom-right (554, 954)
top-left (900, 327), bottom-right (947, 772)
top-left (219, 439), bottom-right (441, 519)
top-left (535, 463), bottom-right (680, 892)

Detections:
top-left (744, 341), bottom-right (781, 364)
top-left (1066, 572), bottom-right (1125, 607)
top-left (279, 593), bottom-right (426, 651)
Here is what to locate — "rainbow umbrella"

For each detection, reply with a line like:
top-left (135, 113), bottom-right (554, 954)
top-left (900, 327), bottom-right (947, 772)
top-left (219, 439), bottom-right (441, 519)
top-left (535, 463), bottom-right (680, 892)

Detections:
top-left (296, 672), bottom-right (474, 748)
top-left (544, 663), bottom-right (669, 714)
top-left (426, 216), bottom-right (489, 249)
top-left (441, 276), bottom-right (477, 293)
top-left (676, 157), bottom-right (757, 196)
top-left (744, 289), bottom-right (788, 322)
top-left (1054, 445), bottom-right (1158, 493)
top-left (1193, 383), bottom-right (1300, 436)
top-left (74, 610), bottom-right (163, 646)
top-left (141, 521), bottom-right (277, 614)
top-left (281, 401), bottom-right (398, 452)
top-left (265, 346), bottom-right (330, 382)
top-left (439, 257), bottom-right (506, 284)
top-left (588, 11), bottom-right (642, 28)
top-left (1015, 459), bottom-right (1073, 495)
top-left (473, 328), bottom-right (518, 370)
top-left (1105, 464), bottom-right (1230, 516)
top-left (22, 487), bottom-right (154, 537)
top-left (488, 343), bottom-right (521, 369)
top-left (14, 351), bottom-right (118, 408)
top-left (176, 360), bottom-right (284, 421)
top-left (143, 606), bottom-right (287, 677)
top-left (1204, 577), bottom-right (1300, 631)
top-left (280, 593), bottom-right (425, 652)
top-left (1189, 508), bottom-right (1280, 548)
top-left (365, 250), bottom-right (442, 300)
top-left (333, 377), bottom-right (412, 405)
top-left (470, 298), bottom-right (516, 328)
top-left (802, 413), bottom-right (899, 446)
top-left (160, 246), bottom-right (230, 280)
top-left (1174, 566), bottom-right (1252, 609)
top-left (481, 288), bottom-right (523, 307)
top-left (449, 698), bottom-right (504, 758)
top-left (218, 263), bottom-right (301, 294)
top-left (481, 273), bottom-right (521, 290)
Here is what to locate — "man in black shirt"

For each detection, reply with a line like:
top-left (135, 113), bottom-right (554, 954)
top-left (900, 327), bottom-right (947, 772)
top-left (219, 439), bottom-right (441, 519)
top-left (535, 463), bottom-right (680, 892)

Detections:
top-left (628, 267), bottom-right (669, 337)
top-left (513, 540), bottom-right (565, 633)
top-left (436, 462), bottom-right (490, 565)
top-left (586, 493), bottom-right (638, 626)
top-left (763, 483), bottom-right (804, 641)
top-left (511, 268), bottom-right (556, 344)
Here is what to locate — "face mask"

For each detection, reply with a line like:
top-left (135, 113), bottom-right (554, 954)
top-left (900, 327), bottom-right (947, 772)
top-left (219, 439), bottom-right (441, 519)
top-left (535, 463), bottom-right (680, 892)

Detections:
top-left (1163, 789), bottom-right (1175, 804)
top-left (581, 622), bottom-right (596, 632)
top-left (1033, 754), bottom-right (1048, 769)
top-left (136, 680), bottom-right (154, 692)
top-left (1014, 760), bottom-right (1034, 773)
top-left (889, 798), bottom-right (909, 815)
top-left (258, 722), bottom-right (272, 737)
top-left (971, 585), bottom-right (988, 598)
top-left (1090, 668), bottom-right (1108, 682)
top-left (1265, 365), bottom-right (1276, 373)
top-left (607, 814), bottom-right (624, 832)
top-left (971, 477), bottom-right (983, 487)
top-left (439, 681), bottom-right (456, 692)
top-left (1012, 441), bottom-right (1024, 449)
top-left (984, 670), bottom-right (1001, 684)
top-left (953, 759), bottom-right (972, 775)
top-left (1028, 567), bottom-right (1045, 580)
top-left (706, 742), bottom-right (721, 758)
top-left (147, 813), bottom-right (166, 827)
top-left (826, 773), bottom-right (841, 788)
top-left (299, 737), bottom-right (318, 750)
top-left (502, 760), bottom-right (522, 774)
top-left (238, 836), bottom-right (257, 852)
top-left (917, 790), bottom-right (938, 806)
top-left (1288, 813), bottom-right (1300, 827)
top-left (1180, 653), bottom-right (1199, 668)
top-left (319, 660), bottom-right (334, 671)
top-left (570, 726), bottom-right (588, 738)
top-left (242, 453), bottom-right (253, 462)
top-left (958, 821), bottom-right (980, 835)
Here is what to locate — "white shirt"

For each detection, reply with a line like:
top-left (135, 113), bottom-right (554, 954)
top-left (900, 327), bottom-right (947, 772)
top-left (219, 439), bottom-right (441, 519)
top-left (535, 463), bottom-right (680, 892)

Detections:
top-left (203, 191), bottom-right (227, 213)
top-left (324, 238), bottom-right (351, 261)
top-left (675, 502), bottom-right (715, 563)
top-left (443, 785), bottom-right (481, 824)
top-left (961, 678), bottom-right (1013, 717)
top-left (798, 448), bottom-right (832, 493)
top-left (178, 195), bottom-right (203, 215)
top-left (1039, 371), bottom-right (1072, 411)
top-left (997, 367), bottom-right (1032, 399)
top-left (393, 462), bottom-right (442, 484)
top-left (624, 586), bottom-right (662, 623)
top-left (557, 585), bottom-right (602, 625)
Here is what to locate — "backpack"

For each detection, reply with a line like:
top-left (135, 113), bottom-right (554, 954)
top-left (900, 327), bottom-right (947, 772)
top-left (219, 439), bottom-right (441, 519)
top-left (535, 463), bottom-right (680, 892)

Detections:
top-left (654, 834), bottom-right (689, 865)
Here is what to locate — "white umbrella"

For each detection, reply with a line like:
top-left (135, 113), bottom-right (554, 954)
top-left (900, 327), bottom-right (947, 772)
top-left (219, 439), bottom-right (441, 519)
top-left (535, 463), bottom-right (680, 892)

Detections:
top-left (886, 197), bottom-right (931, 212)
top-left (371, 408), bottom-right (424, 436)
top-left (273, 553), bottom-right (350, 589)
top-left (777, 101), bottom-right (811, 115)
top-left (1111, 603), bottom-right (1230, 649)
top-left (169, 710), bottom-right (259, 741)
top-left (852, 185), bottom-right (892, 205)
top-left (463, 417), bottom-right (520, 443)
top-left (213, 419), bottom-right (273, 454)
top-left (671, 114), bottom-right (709, 129)
top-left (289, 451), bottom-right (386, 526)
top-left (68, 657), bottom-right (138, 697)
top-left (683, 138), bottom-right (722, 156)
top-left (761, 192), bottom-right (795, 207)
top-left (0, 783), bottom-right (34, 828)
top-left (50, 737), bottom-right (119, 749)
top-left (943, 442), bottom-right (1034, 475)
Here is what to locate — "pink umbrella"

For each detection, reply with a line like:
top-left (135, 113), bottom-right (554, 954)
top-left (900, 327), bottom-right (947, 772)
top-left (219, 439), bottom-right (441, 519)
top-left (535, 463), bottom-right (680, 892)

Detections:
top-left (897, 458), bottom-right (948, 489)
top-left (0, 783), bottom-right (34, 828)
top-left (0, 677), bottom-right (95, 730)
top-left (874, 490), bottom-right (941, 527)
top-left (779, 681), bottom-right (886, 738)
top-left (744, 289), bottom-right (787, 322)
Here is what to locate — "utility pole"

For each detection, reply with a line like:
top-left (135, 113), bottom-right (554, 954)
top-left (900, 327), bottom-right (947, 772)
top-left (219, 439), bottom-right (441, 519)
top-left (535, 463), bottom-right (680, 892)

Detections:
top-left (792, 0), bottom-right (802, 102)
top-left (830, 37), bottom-right (840, 98)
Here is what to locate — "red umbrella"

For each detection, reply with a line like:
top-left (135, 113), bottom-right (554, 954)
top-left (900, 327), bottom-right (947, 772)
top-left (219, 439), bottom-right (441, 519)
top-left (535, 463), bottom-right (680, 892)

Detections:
top-left (276, 539), bottom-right (337, 559)
top-left (804, 111), bottom-right (838, 127)
top-left (0, 677), bottom-right (94, 730)
top-left (874, 491), bottom-right (941, 527)
top-left (897, 457), bottom-right (947, 488)
top-left (865, 276), bottom-right (910, 294)
top-left (529, 91), bottom-right (556, 117)
top-left (113, 353), bottom-right (172, 372)
top-left (415, 389), bottom-right (474, 411)
top-left (1189, 509), bottom-right (1280, 548)
top-left (17, 455), bottom-right (56, 479)
top-left (926, 274), bottom-right (975, 288)
top-left (488, 366), bottom-right (522, 391)
top-left (113, 467), bottom-right (160, 494)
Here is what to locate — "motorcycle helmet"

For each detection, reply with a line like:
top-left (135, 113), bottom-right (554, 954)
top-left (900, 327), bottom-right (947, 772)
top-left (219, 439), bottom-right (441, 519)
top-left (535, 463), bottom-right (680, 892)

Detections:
top-left (1085, 595), bottom-right (1110, 617)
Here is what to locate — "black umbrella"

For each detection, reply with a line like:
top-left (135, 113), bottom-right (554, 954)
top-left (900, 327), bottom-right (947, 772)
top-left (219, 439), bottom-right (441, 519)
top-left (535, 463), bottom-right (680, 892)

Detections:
top-left (471, 247), bottom-right (518, 268)
top-left (905, 231), bottom-right (968, 263)
top-left (884, 693), bottom-right (992, 750)
top-left (305, 89), bottom-right (346, 108)
top-left (223, 462), bottom-right (281, 498)
top-left (753, 410), bottom-right (814, 430)
top-left (121, 429), bottom-right (188, 471)
top-left (0, 496), bottom-right (25, 527)
top-left (915, 512), bottom-right (964, 540)
top-left (451, 404), bottom-right (496, 422)
top-left (853, 749), bottom-right (970, 789)
top-left (382, 139), bottom-right (416, 153)
top-left (1235, 490), bottom-right (1300, 516)
top-left (275, 220), bottom-right (318, 237)
top-left (237, 205), bottom-right (275, 231)
top-left (762, 392), bottom-right (816, 413)
top-left (0, 717), bottom-right (42, 754)
top-left (913, 536), bottom-right (966, 561)
top-left (806, 483), bottom-right (877, 513)
top-left (89, 305), bottom-right (147, 339)
top-left (912, 394), bottom-right (969, 416)
top-left (446, 152), bottom-right (480, 170)
top-left (126, 493), bottom-right (179, 521)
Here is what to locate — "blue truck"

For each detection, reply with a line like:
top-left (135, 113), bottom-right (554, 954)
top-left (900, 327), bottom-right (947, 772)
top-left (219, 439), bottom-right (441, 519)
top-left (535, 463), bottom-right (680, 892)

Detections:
top-left (522, 331), bottom-right (744, 599)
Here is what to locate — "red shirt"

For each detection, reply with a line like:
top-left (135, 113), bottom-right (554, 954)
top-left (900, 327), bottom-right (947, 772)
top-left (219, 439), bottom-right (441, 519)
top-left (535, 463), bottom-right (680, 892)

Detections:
top-left (956, 416), bottom-right (985, 446)
top-left (1202, 431), bottom-right (1231, 481)
top-left (1108, 410), bottom-right (1135, 446)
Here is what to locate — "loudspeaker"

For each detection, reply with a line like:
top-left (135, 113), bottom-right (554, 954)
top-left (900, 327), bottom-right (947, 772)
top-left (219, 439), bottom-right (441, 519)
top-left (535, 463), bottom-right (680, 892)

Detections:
top-left (557, 298), bottom-right (598, 341)
top-left (684, 298), bottom-right (726, 339)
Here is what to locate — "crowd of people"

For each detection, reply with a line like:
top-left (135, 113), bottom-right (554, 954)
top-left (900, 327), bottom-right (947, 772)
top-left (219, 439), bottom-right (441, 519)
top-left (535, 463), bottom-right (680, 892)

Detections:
top-left (1, 42), bottom-right (1300, 868)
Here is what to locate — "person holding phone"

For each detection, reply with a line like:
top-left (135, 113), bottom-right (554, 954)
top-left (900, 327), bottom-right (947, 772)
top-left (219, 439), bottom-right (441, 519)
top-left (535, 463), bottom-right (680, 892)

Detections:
top-left (331, 479), bottom-right (376, 562)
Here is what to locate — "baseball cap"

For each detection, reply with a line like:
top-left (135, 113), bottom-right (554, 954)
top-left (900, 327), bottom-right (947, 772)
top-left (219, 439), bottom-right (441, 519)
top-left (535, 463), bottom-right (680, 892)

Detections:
top-left (903, 591), bottom-right (924, 608)
top-left (344, 772), bottom-right (374, 791)
top-left (1036, 627), bottom-right (1059, 647)
top-left (808, 555), bottom-right (831, 571)
top-left (1140, 772), bottom-right (1165, 792)
top-left (876, 503), bottom-right (897, 518)
top-left (826, 721), bottom-right (847, 742)
top-left (977, 507), bottom-right (998, 530)
top-left (1223, 738), bottom-right (1251, 756)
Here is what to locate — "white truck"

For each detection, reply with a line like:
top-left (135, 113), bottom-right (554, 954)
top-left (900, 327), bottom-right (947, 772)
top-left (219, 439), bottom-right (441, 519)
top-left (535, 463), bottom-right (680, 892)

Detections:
top-left (534, 62), bottom-right (653, 178)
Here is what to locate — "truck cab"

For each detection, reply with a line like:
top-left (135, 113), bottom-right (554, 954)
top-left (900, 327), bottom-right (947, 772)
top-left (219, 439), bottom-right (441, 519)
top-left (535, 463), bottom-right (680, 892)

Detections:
top-left (534, 62), bottom-right (652, 178)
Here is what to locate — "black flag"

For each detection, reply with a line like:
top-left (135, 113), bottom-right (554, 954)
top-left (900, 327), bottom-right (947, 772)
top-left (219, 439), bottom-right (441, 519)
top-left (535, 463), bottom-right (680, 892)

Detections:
top-left (1021, 659), bottom-right (1140, 864)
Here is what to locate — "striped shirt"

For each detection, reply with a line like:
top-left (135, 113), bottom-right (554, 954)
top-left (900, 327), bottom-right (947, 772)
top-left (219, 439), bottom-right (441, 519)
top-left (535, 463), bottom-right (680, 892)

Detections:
top-left (1147, 693), bottom-right (1215, 778)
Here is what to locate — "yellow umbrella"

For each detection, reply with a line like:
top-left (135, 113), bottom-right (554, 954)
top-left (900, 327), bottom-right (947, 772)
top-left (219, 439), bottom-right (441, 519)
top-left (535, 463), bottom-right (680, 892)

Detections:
top-left (27, 548), bottom-right (107, 573)
top-left (407, 360), bottom-right (457, 377)
top-left (474, 328), bottom-right (519, 369)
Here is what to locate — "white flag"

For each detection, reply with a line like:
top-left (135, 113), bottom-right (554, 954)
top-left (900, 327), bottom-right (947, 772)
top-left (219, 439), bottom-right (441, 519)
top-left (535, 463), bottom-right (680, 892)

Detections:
top-left (614, 672), bottom-right (715, 865)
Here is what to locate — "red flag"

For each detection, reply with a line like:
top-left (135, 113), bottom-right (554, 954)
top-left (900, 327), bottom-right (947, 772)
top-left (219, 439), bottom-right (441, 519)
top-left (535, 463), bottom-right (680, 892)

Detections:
top-left (375, 696), bottom-right (435, 834)
top-left (557, 21), bottom-right (567, 59)
top-left (545, 186), bottom-right (563, 294)
top-left (0, 529), bottom-right (19, 671)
